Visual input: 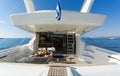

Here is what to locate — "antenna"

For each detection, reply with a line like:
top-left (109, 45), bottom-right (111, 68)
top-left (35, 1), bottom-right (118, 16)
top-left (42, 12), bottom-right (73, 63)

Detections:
top-left (24, 0), bottom-right (35, 13)
top-left (81, 0), bottom-right (94, 13)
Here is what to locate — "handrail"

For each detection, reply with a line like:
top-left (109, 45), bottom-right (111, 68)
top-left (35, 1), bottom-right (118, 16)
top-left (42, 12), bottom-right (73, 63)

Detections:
top-left (0, 55), bottom-right (7, 59)
top-left (108, 56), bottom-right (120, 61)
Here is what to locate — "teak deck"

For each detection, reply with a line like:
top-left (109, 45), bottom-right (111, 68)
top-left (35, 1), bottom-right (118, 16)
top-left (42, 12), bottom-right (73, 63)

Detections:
top-left (48, 66), bottom-right (68, 76)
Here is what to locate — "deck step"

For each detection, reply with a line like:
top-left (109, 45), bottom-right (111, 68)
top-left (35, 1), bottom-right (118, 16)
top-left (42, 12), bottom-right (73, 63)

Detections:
top-left (48, 66), bottom-right (68, 76)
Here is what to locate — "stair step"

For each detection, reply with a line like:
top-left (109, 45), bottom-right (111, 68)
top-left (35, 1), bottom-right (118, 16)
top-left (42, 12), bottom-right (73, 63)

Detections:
top-left (67, 34), bottom-right (75, 54)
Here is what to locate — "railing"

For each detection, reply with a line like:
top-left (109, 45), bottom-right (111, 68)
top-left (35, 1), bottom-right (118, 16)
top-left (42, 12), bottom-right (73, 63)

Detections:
top-left (108, 56), bottom-right (120, 61)
top-left (0, 55), bottom-right (7, 59)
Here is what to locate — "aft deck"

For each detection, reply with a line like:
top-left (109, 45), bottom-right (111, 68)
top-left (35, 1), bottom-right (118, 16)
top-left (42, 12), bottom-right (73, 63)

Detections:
top-left (21, 54), bottom-right (87, 65)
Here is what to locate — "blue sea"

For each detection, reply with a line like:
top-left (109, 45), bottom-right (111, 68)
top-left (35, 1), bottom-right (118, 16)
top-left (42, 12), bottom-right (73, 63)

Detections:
top-left (82, 38), bottom-right (120, 53)
top-left (0, 38), bottom-right (120, 53)
top-left (0, 38), bottom-right (31, 50)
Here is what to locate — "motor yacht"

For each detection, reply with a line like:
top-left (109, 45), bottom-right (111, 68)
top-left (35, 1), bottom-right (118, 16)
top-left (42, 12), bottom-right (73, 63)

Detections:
top-left (0, 0), bottom-right (120, 76)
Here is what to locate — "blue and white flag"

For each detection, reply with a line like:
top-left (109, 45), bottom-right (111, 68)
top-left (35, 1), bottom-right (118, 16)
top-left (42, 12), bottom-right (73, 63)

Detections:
top-left (56, 0), bottom-right (61, 21)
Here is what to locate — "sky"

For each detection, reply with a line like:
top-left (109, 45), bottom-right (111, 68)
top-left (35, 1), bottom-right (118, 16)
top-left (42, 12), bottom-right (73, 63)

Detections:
top-left (0, 0), bottom-right (120, 38)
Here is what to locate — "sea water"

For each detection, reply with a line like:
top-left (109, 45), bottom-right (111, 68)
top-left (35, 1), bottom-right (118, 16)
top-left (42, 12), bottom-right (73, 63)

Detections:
top-left (0, 38), bottom-right (31, 50)
top-left (82, 37), bottom-right (120, 53)
top-left (0, 38), bottom-right (120, 53)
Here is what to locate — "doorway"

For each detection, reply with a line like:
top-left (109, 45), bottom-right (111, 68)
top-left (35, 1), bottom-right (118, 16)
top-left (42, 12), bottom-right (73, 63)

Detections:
top-left (38, 33), bottom-right (67, 54)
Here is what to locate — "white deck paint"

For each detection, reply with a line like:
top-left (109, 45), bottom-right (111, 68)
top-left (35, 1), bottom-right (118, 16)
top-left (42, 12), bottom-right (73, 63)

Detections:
top-left (0, 63), bottom-right (120, 76)
top-left (72, 64), bottom-right (120, 76)
top-left (0, 63), bottom-right (45, 76)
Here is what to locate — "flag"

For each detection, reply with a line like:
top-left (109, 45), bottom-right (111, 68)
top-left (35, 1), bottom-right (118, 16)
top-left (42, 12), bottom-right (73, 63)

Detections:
top-left (56, 0), bottom-right (61, 21)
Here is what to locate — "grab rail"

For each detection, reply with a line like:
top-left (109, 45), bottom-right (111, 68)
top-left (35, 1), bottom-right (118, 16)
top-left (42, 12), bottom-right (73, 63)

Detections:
top-left (0, 55), bottom-right (7, 59)
top-left (108, 56), bottom-right (120, 61)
